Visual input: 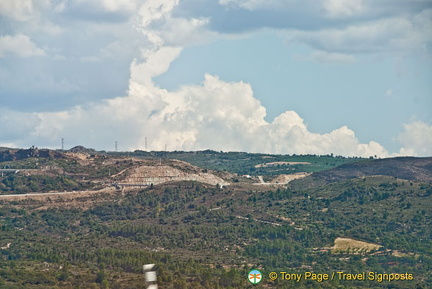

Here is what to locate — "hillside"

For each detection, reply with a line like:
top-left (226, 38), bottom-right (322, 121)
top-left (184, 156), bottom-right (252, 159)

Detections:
top-left (0, 146), bottom-right (63, 162)
top-left (128, 149), bottom-right (363, 176)
top-left (0, 148), bottom-right (235, 195)
top-left (0, 148), bottom-right (431, 288)
top-left (291, 157), bottom-right (432, 189)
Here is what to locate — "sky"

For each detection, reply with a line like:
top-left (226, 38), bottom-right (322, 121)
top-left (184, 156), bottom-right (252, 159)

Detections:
top-left (0, 0), bottom-right (431, 157)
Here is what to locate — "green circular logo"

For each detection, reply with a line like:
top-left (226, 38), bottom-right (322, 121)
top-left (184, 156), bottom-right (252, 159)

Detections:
top-left (248, 269), bottom-right (262, 284)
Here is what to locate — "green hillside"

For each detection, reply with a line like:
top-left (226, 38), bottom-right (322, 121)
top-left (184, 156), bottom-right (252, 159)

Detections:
top-left (129, 149), bottom-right (363, 176)
top-left (0, 149), bottom-right (430, 288)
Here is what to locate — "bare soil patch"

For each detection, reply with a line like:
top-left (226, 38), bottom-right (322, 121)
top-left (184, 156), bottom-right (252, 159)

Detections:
top-left (271, 173), bottom-right (311, 184)
top-left (255, 161), bottom-right (310, 168)
top-left (330, 237), bottom-right (381, 253)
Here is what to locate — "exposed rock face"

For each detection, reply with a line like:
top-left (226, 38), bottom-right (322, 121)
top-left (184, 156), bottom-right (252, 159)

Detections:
top-left (119, 160), bottom-right (230, 187)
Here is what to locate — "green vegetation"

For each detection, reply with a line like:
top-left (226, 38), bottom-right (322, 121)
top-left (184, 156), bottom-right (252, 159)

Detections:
top-left (0, 174), bottom-right (93, 194)
top-left (129, 150), bottom-right (364, 176)
top-left (0, 154), bottom-right (137, 194)
top-left (0, 149), bottom-right (430, 288)
top-left (0, 176), bottom-right (431, 288)
top-left (1, 149), bottom-right (363, 195)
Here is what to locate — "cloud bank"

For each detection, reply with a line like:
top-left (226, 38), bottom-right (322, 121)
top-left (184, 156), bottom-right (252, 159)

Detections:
top-left (0, 72), bottom-right (392, 157)
top-left (0, 34), bottom-right (45, 58)
top-left (398, 121), bottom-right (432, 156)
top-left (0, 0), bottom-right (431, 157)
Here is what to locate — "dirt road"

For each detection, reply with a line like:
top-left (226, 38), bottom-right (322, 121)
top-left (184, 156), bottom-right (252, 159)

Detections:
top-left (0, 187), bottom-right (117, 201)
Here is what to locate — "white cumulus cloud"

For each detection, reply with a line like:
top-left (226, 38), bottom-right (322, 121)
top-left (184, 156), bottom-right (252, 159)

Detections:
top-left (0, 0), bottom-right (429, 159)
top-left (398, 121), bottom-right (432, 156)
top-left (0, 72), bottom-right (390, 157)
top-left (100, 0), bottom-right (136, 13)
top-left (0, 0), bottom-right (35, 21)
top-left (0, 34), bottom-right (45, 57)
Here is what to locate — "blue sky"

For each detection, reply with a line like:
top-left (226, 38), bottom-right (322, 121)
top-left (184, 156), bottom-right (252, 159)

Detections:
top-left (0, 0), bottom-right (431, 156)
top-left (154, 31), bottom-right (432, 152)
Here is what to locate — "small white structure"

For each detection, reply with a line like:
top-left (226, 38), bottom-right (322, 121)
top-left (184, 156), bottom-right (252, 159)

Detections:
top-left (143, 263), bottom-right (158, 289)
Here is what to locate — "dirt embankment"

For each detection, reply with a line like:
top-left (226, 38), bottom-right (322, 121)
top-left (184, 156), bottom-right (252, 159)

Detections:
top-left (271, 173), bottom-right (311, 184)
top-left (119, 159), bottom-right (230, 187)
top-left (0, 187), bottom-right (119, 210)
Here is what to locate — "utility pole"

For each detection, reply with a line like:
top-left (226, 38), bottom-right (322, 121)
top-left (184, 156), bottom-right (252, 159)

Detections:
top-left (115, 141), bottom-right (118, 152)
top-left (145, 137), bottom-right (148, 151)
top-left (61, 138), bottom-right (64, 150)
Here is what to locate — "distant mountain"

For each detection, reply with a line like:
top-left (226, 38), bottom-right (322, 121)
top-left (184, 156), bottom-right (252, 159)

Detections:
top-left (292, 157), bottom-right (432, 188)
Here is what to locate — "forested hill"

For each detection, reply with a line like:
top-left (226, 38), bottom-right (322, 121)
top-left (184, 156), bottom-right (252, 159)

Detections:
top-left (292, 157), bottom-right (432, 189)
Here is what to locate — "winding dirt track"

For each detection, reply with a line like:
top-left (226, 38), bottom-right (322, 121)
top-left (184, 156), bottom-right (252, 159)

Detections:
top-left (0, 187), bottom-right (117, 201)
